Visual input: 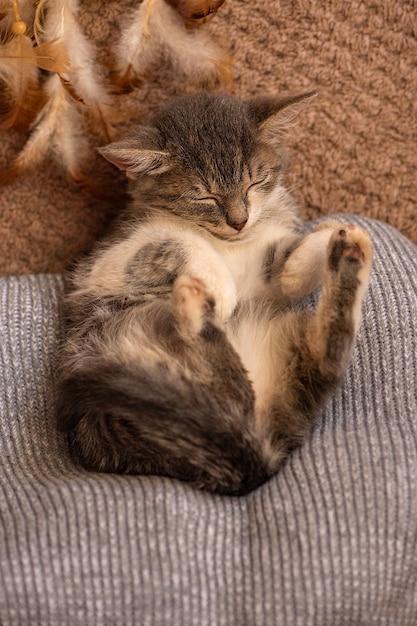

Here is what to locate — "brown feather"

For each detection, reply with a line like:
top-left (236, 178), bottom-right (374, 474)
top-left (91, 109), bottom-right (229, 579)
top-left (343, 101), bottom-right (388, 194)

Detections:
top-left (85, 104), bottom-right (114, 144)
top-left (0, 33), bottom-right (46, 130)
top-left (0, 37), bottom-right (69, 72)
top-left (212, 54), bottom-right (233, 90)
top-left (0, 73), bottom-right (85, 182)
top-left (59, 75), bottom-right (87, 105)
top-left (0, 79), bottom-right (46, 130)
top-left (33, 39), bottom-right (70, 73)
top-left (0, 113), bottom-right (50, 180)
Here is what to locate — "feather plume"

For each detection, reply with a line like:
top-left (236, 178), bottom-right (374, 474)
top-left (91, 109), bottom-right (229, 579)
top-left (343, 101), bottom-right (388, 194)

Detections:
top-left (0, 0), bottom-right (69, 131)
top-left (0, 70), bottom-right (124, 201)
top-left (0, 0), bottom-right (40, 130)
top-left (0, 0), bottom-right (118, 188)
top-left (0, 33), bottom-right (43, 129)
top-left (0, 0), bottom-right (124, 192)
top-left (0, 36), bottom-right (69, 72)
top-left (0, 72), bottom-right (91, 184)
top-left (34, 0), bottom-right (115, 142)
top-left (33, 38), bottom-right (70, 72)
top-left (115, 0), bottom-right (232, 90)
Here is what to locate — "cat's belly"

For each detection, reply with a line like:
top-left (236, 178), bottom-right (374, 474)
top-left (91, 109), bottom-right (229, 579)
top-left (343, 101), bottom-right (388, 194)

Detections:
top-left (226, 309), bottom-right (291, 414)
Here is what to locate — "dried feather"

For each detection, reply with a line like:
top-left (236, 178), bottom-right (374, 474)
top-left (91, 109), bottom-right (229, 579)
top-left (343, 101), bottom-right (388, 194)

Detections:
top-left (110, 67), bottom-right (144, 94)
top-left (0, 36), bottom-right (69, 70)
top-left (32, 0), bottom-right (47, 44)
top-left (115, 0), bottom-right (231, 89)
top-left (33, 39), bottom-right (70, 73)
top-left (0, 77), bottom-right (46, 130)
top-left (0, 32), bottom-right (44, 129)
top-left (0, 2), bottom-right (68, 130)
top-left (59, 74), bottom-right (86, 105)
top-left (158, 0), bottom-right (232, 87)
top-left (0, 72), bottom-right (92, 183)
top-left (36, 0), bottom-right (115, 142)
top-left (114, 0), bottom-right (161, 89)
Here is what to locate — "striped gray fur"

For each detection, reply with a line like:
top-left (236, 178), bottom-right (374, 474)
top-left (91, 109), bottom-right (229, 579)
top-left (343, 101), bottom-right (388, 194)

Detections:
top-left (0, 217), bottom-right (416, 625)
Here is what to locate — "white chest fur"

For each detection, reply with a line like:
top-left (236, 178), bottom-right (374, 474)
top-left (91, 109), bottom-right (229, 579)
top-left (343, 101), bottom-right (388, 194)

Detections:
top-left (212, 222), bottom-right (298, 302)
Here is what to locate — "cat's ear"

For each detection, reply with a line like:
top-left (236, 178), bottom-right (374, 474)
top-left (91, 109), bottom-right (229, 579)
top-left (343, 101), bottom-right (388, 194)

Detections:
top-left (98, 128), bottom-right (171, 178)
top-left (248, 91), bottom-right (317, 144)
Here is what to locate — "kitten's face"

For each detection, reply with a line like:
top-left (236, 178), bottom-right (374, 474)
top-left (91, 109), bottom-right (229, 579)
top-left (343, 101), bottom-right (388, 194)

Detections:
top-left (136, 142), bottom-right (285, 241)
top-left (99, 92), bottom-right (315, 240)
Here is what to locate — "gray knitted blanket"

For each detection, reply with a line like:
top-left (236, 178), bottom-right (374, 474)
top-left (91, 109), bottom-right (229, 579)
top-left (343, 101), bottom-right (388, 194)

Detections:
top-left (1, 217), bottom-right (416, 625)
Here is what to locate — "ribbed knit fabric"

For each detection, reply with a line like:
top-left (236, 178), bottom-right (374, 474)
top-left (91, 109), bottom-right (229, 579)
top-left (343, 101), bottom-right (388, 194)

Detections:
top-left (1, 217), bottom-right (416, 625)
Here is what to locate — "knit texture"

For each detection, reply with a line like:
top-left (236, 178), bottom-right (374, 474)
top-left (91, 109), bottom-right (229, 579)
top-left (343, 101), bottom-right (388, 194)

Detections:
top-left (1, 217), bottom-right (416, 624)
top-left (1, 0), bottom-right (417, 275)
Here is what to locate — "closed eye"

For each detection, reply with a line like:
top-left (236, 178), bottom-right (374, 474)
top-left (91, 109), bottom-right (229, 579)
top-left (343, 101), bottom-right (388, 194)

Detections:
top-left (246, 174), bottom-right (273, 196)
top-left (195, 196), bottom-right (219, 206)
top-left (248, 174), bottom-right (269, 189)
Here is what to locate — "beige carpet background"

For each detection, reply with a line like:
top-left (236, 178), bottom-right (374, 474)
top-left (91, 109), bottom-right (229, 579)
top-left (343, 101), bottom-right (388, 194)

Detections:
top-left (1, 0), bottom-right (416, 276)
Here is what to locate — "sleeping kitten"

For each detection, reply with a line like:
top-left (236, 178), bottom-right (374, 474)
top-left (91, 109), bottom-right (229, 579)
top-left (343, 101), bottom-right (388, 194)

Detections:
top-left (56, 92), bottom-right (373, 495)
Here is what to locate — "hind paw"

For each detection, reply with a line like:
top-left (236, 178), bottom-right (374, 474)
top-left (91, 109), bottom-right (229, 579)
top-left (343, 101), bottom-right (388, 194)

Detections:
top-left (172, 275), bottom-right (215, 335)
top-left (329, 224), bottom-right (373, 279)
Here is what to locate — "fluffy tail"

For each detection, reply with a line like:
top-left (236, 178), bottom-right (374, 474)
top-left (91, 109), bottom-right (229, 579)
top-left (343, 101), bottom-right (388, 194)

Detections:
top-left (56, 362), bottom-right (269, 496)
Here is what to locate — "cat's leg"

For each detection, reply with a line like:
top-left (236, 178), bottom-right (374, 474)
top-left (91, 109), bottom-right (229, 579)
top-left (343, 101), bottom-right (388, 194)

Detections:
top-left (309, 224), bottom-right (373, 352)
top-left (280, 220), bottom-right (348, 299)
top-left (255, 224), bottom-right (373, 470)
top-left (171, 275), bottom-right (216, 337)
top-left (170, 274), bottom-right (252, 403)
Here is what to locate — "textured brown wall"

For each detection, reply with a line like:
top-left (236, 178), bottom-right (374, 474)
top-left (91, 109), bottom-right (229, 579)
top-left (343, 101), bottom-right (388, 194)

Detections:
top-left (1, 0), bottom-right (416, 275)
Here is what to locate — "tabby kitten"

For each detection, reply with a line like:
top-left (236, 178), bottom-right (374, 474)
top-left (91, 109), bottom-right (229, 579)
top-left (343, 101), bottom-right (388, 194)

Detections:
top-left (56, 92), bottom-right (373, 495)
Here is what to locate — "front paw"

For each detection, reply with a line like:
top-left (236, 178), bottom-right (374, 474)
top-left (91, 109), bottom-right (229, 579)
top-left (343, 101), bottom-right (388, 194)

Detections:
top-left (210, 282), bottom-right (237, 322)
top-left (280, 224), bottom-right (345, 298)
top-left (194, 268), bottom-right (237, 322)
top-left (186, 254), bottom-right (237, 322)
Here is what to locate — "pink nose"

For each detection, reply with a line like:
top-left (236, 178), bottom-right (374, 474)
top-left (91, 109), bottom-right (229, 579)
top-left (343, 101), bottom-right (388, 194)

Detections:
top-left (230, 220), bottom-right (247, 232)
